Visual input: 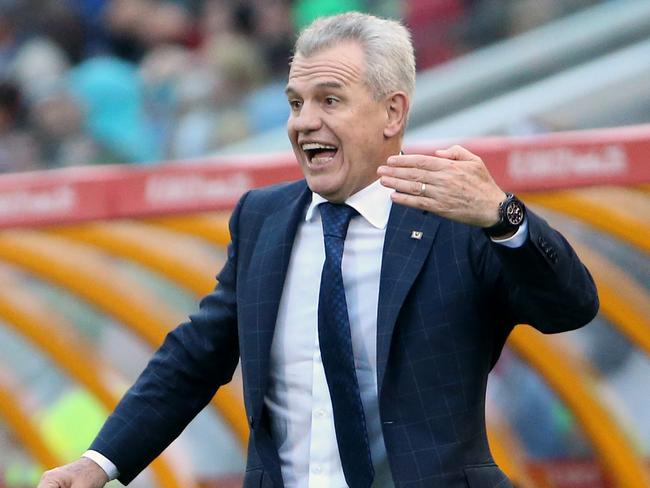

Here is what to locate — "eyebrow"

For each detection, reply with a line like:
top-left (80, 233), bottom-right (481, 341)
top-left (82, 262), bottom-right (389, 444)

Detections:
top-left (315, 81), bottom-right (344, 90)
top-left (285, 81), bottom-right (345, 95)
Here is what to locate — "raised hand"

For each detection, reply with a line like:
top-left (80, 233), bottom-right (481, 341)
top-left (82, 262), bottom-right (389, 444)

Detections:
top-left (378, 145), bottom-right (506, 228)
top-left (37, 458), bottom-right (109, 488)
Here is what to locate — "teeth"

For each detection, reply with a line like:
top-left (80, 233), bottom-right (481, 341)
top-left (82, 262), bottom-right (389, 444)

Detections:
top-left (301, 142), bottom-right (337, 151)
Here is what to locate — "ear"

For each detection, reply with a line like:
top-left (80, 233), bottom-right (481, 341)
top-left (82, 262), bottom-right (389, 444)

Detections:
top-left (383, 92), bottom-right (409, 139)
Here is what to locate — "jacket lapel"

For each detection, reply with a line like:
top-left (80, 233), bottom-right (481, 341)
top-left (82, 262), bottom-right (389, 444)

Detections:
top-left (247, 182), bottom-right (311, 417)
top-left (376, 204), bottom-right (441, 392)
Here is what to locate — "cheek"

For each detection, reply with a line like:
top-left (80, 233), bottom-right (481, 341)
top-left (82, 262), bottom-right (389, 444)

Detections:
top-left (354, 109), bottom-right (385, 141)
top-left (286, 119), bottom-right (297, 138)
top-left (349, 127), bottom-right (383, 152)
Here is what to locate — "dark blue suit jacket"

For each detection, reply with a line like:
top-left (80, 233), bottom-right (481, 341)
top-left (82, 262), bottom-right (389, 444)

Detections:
top-left (90, 180), bottom-right (598, 487)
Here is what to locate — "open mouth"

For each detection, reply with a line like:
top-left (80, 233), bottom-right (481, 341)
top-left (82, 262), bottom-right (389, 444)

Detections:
top-left (302, 142), bottom-right (338, 164)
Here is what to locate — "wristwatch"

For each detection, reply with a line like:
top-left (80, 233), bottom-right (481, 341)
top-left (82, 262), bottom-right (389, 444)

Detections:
top-left (484, 193), bottom-right (526, 238)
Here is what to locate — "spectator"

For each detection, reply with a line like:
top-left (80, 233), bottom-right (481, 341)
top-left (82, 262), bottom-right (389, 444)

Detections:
top-left (292, 0), bottom-right (366, 31)
top-left (406, 0), bottom-right (465, 68)
top-left (0, 0), bottom-right (608, 171)
top-left (11, 36), bottom-right (69, 102)
top-left (29, 85), bottom-right (103, 168)
top-left (68, 56), bottom-right (159, 163)
top-left (140, 44), bottom-right (193, 157)
top-left (170, 32), bottom-right (264, 157)
top-left (0, 80), bottom-right (40, 172)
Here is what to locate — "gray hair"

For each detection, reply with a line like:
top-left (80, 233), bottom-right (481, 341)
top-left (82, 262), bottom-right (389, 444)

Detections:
top-left (294, 12), bottom-right (416, 100)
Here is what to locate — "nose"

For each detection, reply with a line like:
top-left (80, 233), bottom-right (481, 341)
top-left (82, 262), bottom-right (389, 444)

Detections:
top-left (291, 101), bottom-right (322, 133)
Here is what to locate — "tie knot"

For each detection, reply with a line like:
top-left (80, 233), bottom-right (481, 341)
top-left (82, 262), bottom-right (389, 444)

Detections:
top-left (320, 202), bottom-right (357, 240)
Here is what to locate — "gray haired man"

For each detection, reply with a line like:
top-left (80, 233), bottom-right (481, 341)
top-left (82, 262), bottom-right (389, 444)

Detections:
top-left (39, 12), bottom-right (597, 488)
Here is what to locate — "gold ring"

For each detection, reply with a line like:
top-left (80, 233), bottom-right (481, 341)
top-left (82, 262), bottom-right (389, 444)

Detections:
top-left (421, 182), bottom-right (427, 195)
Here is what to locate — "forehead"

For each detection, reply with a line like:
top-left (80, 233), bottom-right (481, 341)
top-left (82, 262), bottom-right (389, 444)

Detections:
top-left (286, 41), bottom-right (366, 93)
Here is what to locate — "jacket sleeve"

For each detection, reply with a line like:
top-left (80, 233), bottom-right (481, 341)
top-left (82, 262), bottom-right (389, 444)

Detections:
top-left (89, 192), bottom-right (249, 484)
top-left (471, 209), bottom-right (599, 336)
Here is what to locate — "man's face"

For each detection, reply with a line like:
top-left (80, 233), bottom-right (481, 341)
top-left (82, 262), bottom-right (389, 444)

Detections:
top-left (286, 41), bottom-right (397, 203)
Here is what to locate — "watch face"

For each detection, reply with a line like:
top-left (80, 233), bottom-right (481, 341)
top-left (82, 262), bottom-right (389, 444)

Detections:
top-left (505, 201), bottom-right (525, 225)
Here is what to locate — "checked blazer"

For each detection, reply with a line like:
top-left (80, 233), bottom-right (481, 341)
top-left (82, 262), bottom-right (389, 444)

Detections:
top-left (90, 179), bottom-right (598, 488)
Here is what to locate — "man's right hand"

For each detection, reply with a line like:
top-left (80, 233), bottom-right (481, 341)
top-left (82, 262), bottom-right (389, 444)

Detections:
top-left (38, 457), bottom-right (109, 488)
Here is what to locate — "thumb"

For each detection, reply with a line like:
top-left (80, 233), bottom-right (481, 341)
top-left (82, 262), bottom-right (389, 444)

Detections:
top-left (37, 478), bottom-right (65, 488)
top-left (435, 145), bottom-right (478, 162)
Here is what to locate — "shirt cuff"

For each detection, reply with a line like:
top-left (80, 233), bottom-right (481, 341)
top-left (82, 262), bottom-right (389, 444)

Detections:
top-left (490, 217), bottom-right (528, 248)
top-left (82, 450), bottom-right (120, 481)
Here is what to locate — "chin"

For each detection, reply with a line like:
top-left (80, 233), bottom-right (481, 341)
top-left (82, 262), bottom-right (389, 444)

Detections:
top-left (308, 185), bottom-right (345, 202)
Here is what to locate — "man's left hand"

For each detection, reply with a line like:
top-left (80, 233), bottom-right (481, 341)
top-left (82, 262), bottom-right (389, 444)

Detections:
top-left (378, 145), bottom-right (506, 228)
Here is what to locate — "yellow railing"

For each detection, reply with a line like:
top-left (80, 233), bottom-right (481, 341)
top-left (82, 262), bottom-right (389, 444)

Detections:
top-left (0, 375), bottom-right (62, 469)
top-left (0, 268), bottom-right (188, 488)
top-left (1, 184), bottom-right (649, 486)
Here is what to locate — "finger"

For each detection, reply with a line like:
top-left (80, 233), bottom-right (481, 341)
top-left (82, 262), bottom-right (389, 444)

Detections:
top-left (380, 175), bottom-right (429, 196)
top-left (38, 470), bottom-right (59, 488)
top-left (377, 164), bottom-right (433, 183)
top-left (37, 478), bottom-right (63, 488)
top-left (435, 145), bottom-right (480, 162)
top-left (390, 190), bottom-right (438, 212)
top-left (386, 154), bottom-right (450, 171)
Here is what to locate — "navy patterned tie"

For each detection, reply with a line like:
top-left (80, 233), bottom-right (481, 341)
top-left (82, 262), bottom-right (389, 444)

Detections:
top-left (318, 202), bottom-right (374, 488)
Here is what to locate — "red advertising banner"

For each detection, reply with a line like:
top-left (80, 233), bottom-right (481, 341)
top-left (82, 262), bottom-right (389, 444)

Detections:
top-left (1, 125), bottom-right (649, 228)
top-left (408, 124), bottom-right (650, 191)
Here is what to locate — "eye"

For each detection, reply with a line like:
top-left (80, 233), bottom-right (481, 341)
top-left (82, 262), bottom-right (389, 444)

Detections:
top-left (324, 96), bottom-right (339, 106)
top-left (288, 99), bottom-right (302, 110)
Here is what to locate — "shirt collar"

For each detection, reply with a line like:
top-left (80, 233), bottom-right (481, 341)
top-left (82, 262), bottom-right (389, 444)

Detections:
top-left (305, 178), bottom-right (393, 230)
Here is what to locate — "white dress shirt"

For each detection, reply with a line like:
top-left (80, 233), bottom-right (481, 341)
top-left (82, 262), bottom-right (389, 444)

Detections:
top-left (85, 180), bottom-right (527, 485)
top-left (265, 179), bottom-right (395, 488)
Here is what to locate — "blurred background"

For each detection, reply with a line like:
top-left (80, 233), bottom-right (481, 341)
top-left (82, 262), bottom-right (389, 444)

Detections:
top-left (5, 0), bottom-right (649, 171)
top-left (1, 0), bottom-right (649, 487)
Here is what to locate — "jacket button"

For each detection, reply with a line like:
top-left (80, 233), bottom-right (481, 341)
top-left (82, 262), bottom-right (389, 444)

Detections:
top-left (538, 236), bottom-right (553, 254)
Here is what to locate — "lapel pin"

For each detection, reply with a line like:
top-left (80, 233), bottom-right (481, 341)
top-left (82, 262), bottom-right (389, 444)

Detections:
top-left (410, 230), bottom-right (423, 240)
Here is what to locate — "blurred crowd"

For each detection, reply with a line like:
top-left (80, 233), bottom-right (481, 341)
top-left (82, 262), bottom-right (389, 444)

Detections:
top-left (0, 0), bottom-right (604, 173)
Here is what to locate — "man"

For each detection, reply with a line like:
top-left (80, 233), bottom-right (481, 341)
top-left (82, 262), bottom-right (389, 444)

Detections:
top-left (38, 12), bottom-right (598, 488)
